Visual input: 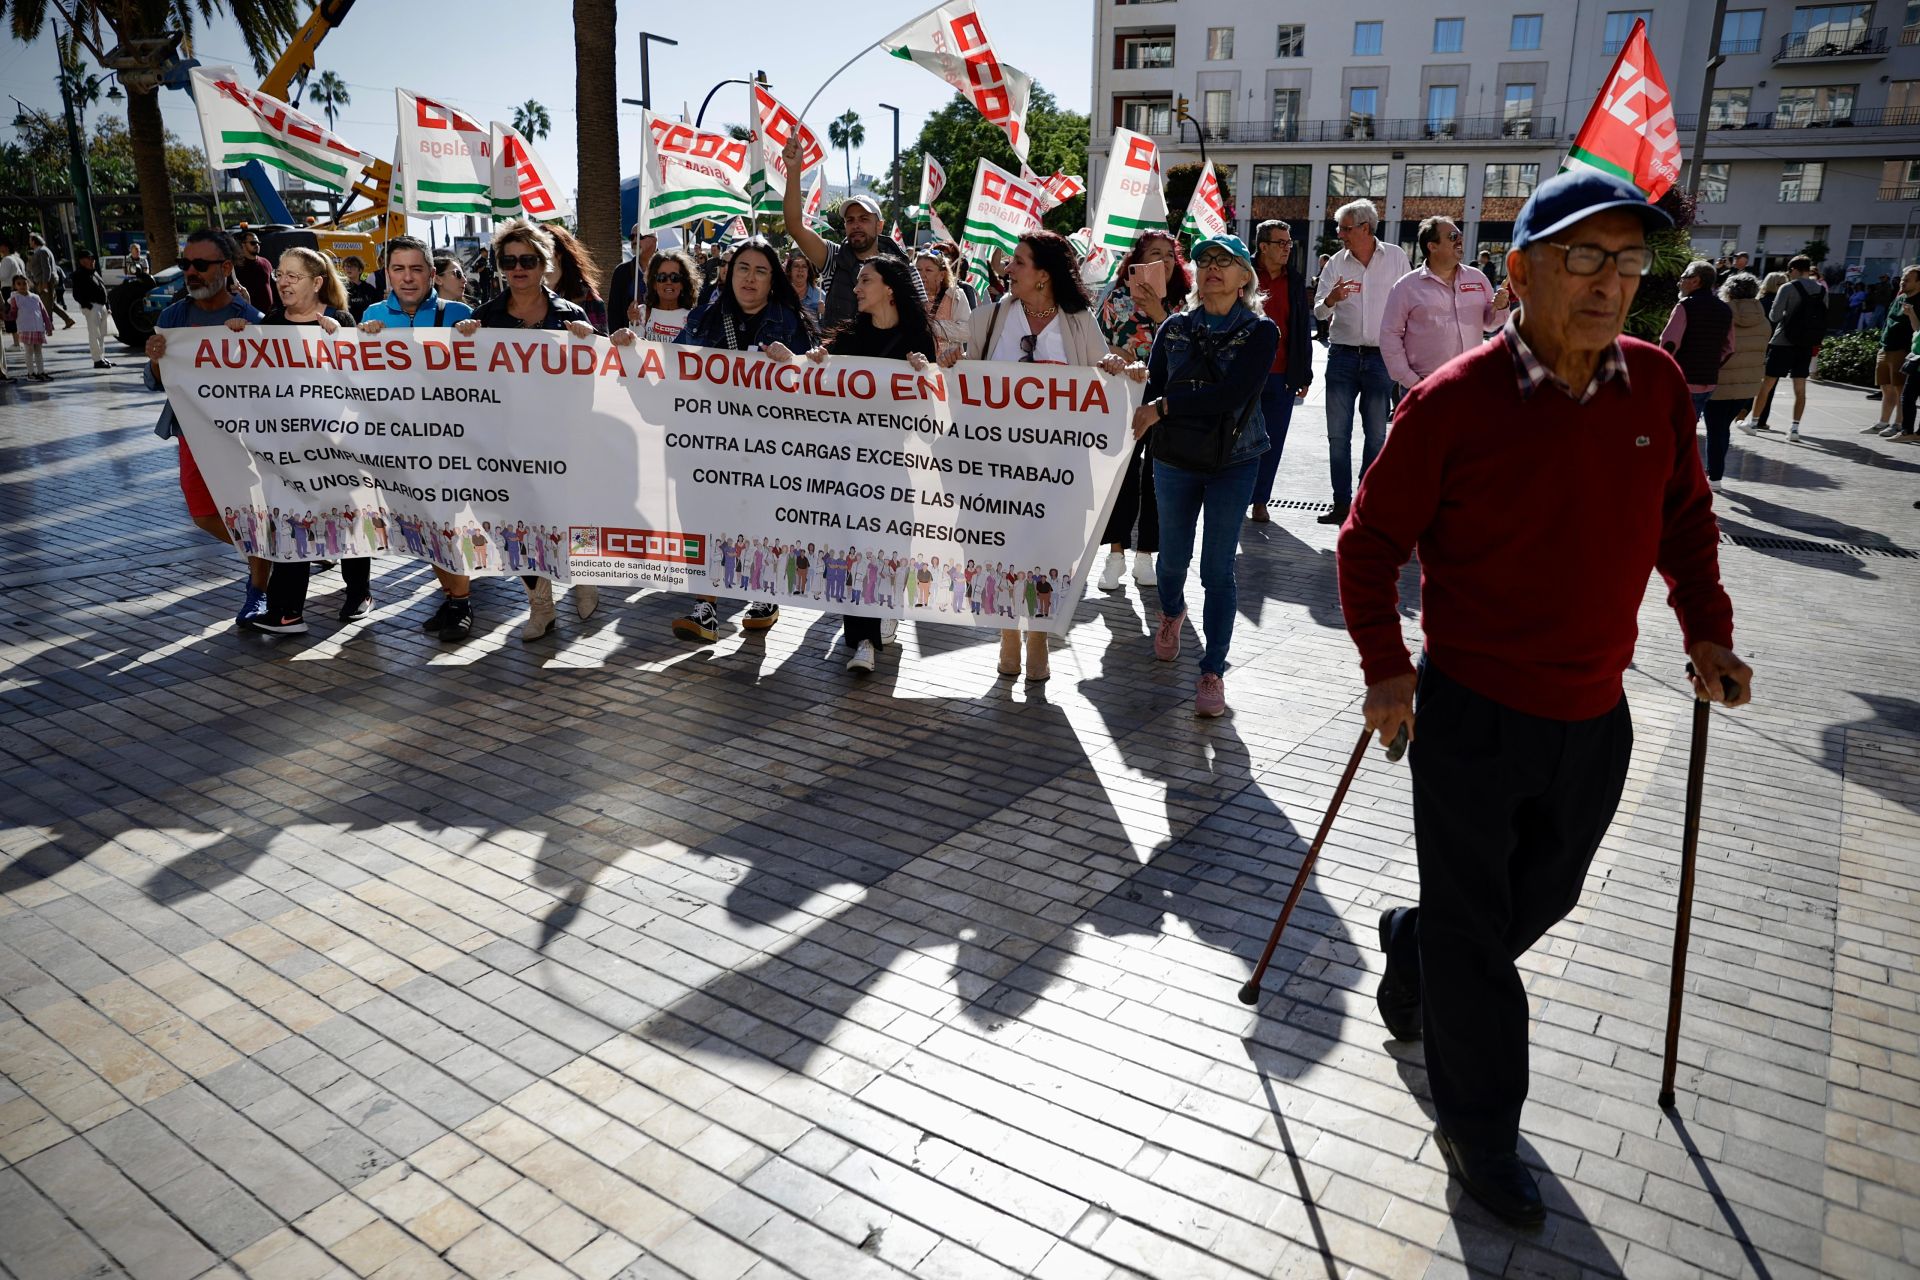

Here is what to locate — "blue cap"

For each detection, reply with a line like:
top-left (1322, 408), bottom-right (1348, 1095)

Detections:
top-left (1189, 233), bottom-right (1252, 267)
top-left (1512, 170), bottom-right (1673, 249)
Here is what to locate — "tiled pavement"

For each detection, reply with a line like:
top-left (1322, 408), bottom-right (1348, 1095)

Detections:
top-left (2, 322), bottom-right (1916, 1280)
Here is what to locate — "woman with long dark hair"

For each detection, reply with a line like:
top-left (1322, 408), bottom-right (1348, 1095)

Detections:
top-left (614, 248), bottom-right (697, 343)
top-left (804, 255), bottom-right (938, 673)
top-left (942, 230), bottom-right (1128, 682)
top-left (543, 224), bottom-right (609, 334)
top-left (1095, 230), bottom-right (1189, 590)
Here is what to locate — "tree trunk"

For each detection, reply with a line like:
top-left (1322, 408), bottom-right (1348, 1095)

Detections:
top-left (126, 85), bottom-right (179, 269)
top-left (573, 0), bottom-right (620, 284)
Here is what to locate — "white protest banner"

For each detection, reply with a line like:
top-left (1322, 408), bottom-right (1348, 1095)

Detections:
top-left (1021, 164), bottom-right (1085, 215)
top-left (490, 121), bottom-right (571, 221)
top-left (190, 65), bottom-right (373, 197)
top-left (395, 89), bottom-right (492, 217)
top-left (159, 331), bottom-right (1137, 632)
top-left (748, 85), bottom-right (825, 218)
top-left (919, 154), bottom-right (948, 209)
top-left (1089, 127), bottom-right (1167, 254)
top-left (803, 171), bottom-right (830, 234)
top-left (640, 110), bottom-right (753, 232)
top-left (883, 2), bottom-right (1034, 161)
top-left (1178, 160), bottom-right (1230, 241)
top-left (960, 159), bottom-right (1045, 259)
top-left (1068, 228), bottom-right (1117, 290)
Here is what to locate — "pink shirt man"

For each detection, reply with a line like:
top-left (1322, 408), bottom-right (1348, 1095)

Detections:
top-left (1379, 264), bottom-right (1510, 389)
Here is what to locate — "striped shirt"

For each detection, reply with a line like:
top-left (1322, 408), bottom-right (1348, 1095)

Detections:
top-left (1501, 316), bottom-right (1629, 405)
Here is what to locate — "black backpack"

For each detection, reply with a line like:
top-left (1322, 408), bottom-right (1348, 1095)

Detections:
top-left (1777, 279), bottom-right (1826, 346)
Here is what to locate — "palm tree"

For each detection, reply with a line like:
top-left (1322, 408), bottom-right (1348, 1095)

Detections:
top-left (572, 0), bottom-right (619, 282)
top-left (3, 0), bottom-right (303, 269)
top-left (309, 69), bottom-right (349, 132)
top-left (827, 109), bottom-right (864, 198)
top-left (512, 99), bottom-right (551, 142)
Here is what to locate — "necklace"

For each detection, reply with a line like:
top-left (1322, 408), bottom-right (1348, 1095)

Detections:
top-left (1022, 301), bottom-right (1057, 325)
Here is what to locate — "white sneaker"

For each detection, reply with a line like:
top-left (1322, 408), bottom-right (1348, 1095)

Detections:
top-left (522, 578), bottom-right (557, 641)
top-left (846, 641), bottom-right (877, 673)
top-left (1132, 553), bottom-right (1157, 586)
top-left (1710, 478), bottom-right (1724, 494)
top-left (880, 618), bottom-right (900, 644)
top-left (572, 584), bottom-right (599, 620)
top-left (1788, 423), bottom-right (1801, 440)
top-left (1097, 550), bottom-right (1125, 590)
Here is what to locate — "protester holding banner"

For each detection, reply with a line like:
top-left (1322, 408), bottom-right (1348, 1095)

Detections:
top-left (1094, 231), bottom-right (1188, 590)
top-left (1134, 235), bottom-right (1277, 718)
top-left (619, 250), bottom-right (696, 344)
top-left (1249, 220), bottom-right (1313, 525)
top-left (915, 251), bottom-right (971, 362)
top-left (951, 231), bottom-right (1119, 681)
top-left (143, 228), bottom-right (269, 625)
top-left (453, 219), bottom-right (600, 639)
top-left (245, 249), bottom-right (369, 635)
top-left (358, 236), bottom-right (477, 639)
top-left (668, 237), bottom-right (817, 644)
top-left (804, 257), bottom-right (940, 673)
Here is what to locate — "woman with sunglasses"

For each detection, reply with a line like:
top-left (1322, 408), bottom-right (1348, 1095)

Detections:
top-left (453, 219), bottom-right (601, 641)
top-left (941, 230), bottom-right (1126, 682)
top-left (622, 249), bottom-right (697, 342)
top-left (1379, 216), bottom-right (1511, 392)
top-left (433, 255), bottom-right (468, 305)
top-left (1133, 235), bottom-right (1279, 718)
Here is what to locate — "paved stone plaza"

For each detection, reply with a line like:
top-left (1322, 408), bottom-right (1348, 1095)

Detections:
top-left (2, 323), bottom-right (1916, 1280)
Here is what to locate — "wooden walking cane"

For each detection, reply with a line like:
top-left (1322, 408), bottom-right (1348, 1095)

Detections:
top-left (1658, 664), bottom-right (1740, 1107)
top-left (1239, 724), bottom-right (1408, 1006)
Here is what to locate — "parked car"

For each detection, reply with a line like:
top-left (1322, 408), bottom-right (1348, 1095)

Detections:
top-left (108, 265), bottom-right (183, 351)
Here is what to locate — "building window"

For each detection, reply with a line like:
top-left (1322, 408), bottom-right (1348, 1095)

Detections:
top-left (1775, 84), bottom-right (1857, 125)
top-left (1405, 163), bottom-right (1467, 197)
top-left (1888, 80), bottom-right (1920, 125)
top-left (1427, 86), bottom-right (1460, 133)
top-left (1354, 21), bottom-right (1383, 55)
top-left (1906, 0), bottom-right (1920, 44)
top-left (1433, 17), bottom-right (1465, 52)
top-left (1709, 87), bottom-right (1751, 126)
top-left (1503, 83), bottom-right (1536, 128)
top-left (1329, 163), bottom-right (1389, 198)
top-left (1511, 14), bottom-right (1543, 49)
top-left (1719, 9), bottom-right (1765, 53)
top-left (1790, 4), bottom-right (1872, 47)
top-left (1119, 34), bottom-right (1174, 69)
top-left (1277, 24), bottom-right (1306, 57)
top-left (1203, 89), bottom-right (1232, 138)
top-left (1881, 158), bottom-right (1920, 199)
top-left (1348, 87), bottom-right (1379, 137)
top-left (1117, 97), bottom-right (1173, 135)
top-left (1603, 10), bottom-right (1652, 53)
top-left (1253, 164), bottom-right (1312, 197)
top-left (1779, 161), bottom-right (1826, 201)
top-left (1698, 162), bottom-right (1730, 202)
top-left (1206, 27), bottom-right (1235, 59)
top-left (1485, 163), bottom-right (1540, 197)
top-left (1272, 89), bottom-right (1302, 140)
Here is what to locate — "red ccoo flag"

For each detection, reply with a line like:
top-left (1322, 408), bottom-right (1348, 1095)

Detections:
top-left (1562, 19), bottom-right (1682, 201)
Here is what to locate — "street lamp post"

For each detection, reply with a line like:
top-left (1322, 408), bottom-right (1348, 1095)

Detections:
top-left (620, 31), bottom-right (677, 112)
top-left (877, 102), bottom-right (900, 232)
top-left (695, 71), bottom-right (767, 129)
top-left (1686, 0), bottom-right (1731, 206)
top-left (53, 20), bottom-right (107, 254)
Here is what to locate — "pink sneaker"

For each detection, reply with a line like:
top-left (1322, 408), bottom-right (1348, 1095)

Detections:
top-left (1154, 612), bottom-right (1184, 661)
top-left (1195, 672), bottom-right (1227, 718)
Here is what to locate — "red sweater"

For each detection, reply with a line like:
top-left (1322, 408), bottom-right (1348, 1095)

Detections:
top-left (1336, 335), bottom-right (1734, 721)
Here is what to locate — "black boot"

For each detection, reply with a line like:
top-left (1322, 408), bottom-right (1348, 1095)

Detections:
top-left (1375, 906), bottom-right (1423, 1041)
top-left (1434, 1129), bottom-right (1546, 1226)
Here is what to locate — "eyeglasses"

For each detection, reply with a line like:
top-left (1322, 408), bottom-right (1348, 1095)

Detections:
top-left (1195, 252), bottom-right (1238, 269)
top-left (498, 253), bottom-right (543, 271)
top-left (1444, 231), bottom-right (1464, 243)
top-left (1260, 238), bottom-right (1292, 248)
top-left (1019, 333), bottom-right (1038, 363)
top-left (1540, 241), bottom-right (1654, 277)
top-left (181, 257), bottom-right (225, 272)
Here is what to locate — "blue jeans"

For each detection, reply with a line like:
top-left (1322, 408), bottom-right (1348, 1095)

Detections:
top-left (1689, 390), bottom-right (1711, 422)
top-left (1325, 345), bottom-right (1392, 506)
top-left (1154, 456), bottom-right (1261, 676)
top-left (1251, 372), bottom-right (1298, 505)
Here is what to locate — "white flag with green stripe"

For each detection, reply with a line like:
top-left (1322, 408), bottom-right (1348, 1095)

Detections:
top-left (490, 121), bottom-right (571, 222)
top-left (189, 66), bottom-right (373, 197)
top-left (639, 110), bottom-right (753, 233)
top-left (1177, 160), bottom-right (1230, 242)
top-left (746, 85), bottom-right (824, 219)
top-left (1089, 128), bottom-right (1167, 255)
top-left (395, 88), bottom-right (493, 217)
top-left (959, 159), bottom-right (1044, 260)
top-left (882, 2), bottom-right (1033, 162)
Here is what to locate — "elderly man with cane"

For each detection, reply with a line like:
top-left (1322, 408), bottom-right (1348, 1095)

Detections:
top-left (1336, 171), bottom-right (1753, 1225)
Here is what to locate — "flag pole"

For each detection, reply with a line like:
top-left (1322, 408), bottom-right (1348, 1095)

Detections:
top-left (797, 0), bottom-right (946, 122)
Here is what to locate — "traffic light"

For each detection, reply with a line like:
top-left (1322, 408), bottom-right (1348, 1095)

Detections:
top-left (1175, 95), bottom-right (1191, 123)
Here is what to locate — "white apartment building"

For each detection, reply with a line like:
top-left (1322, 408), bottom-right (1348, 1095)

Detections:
top-left (1088, 0), bottom-right (1920, 277)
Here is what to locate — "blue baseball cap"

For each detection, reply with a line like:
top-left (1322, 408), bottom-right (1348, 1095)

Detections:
top-left (1512, 170), bottom-right (1672, 249)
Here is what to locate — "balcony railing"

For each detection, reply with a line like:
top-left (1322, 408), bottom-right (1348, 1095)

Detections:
top-left (1880, 183), bottom-right (1920, 201)
top-left (1678, 105), bottom-right (1920, 133)
top-left (1196, 113), bottom-right (1558, 145)
top-left (1716, 37), bottom-right (1763, 54)
top-left (1904, 24), bottom-right (1920, 44)
top-left (1774, 26), bottom-right (1887, 60)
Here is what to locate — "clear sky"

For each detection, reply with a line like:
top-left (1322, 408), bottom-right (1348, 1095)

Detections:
top-left (0, 0), bottom-right (1094, 206)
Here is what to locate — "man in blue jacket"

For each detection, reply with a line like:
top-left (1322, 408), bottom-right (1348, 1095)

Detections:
top-left (1249, 220), bottom-right (1313, 523)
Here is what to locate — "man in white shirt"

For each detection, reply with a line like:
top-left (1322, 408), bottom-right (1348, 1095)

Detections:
top-left (1312, 199), bottom-right (1411, 523)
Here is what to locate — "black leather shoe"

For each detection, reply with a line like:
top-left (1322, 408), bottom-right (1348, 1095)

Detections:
top-left (1315, 504), bottom-right (1350, 525)
top-left (1434, 1129), bottom-right (1545, 1227)
top-left (1376, 907), bottom-right (1422, 1041)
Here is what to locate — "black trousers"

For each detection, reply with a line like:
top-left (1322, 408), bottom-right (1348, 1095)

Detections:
top-left (843, 615), bottom-right (882, 646)
top-left (1389, 662), bottom-right (1633, 1152)
top-left (1100, 437), bottom-right (1159, 551)
top-left (265, 557), bottom-right (370, 618)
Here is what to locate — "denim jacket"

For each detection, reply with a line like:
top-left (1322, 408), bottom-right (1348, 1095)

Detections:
top-left (1143, 304), bottom-right (1280, 468)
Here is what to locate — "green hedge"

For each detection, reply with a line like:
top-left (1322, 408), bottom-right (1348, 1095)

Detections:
top-left (1815, 330), bottom-right (1881, 386)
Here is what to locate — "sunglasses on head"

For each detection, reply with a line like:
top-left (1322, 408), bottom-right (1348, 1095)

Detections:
top-left (498, 253), bottom-right (543, 271)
